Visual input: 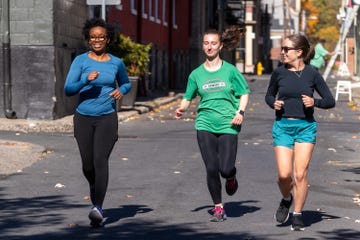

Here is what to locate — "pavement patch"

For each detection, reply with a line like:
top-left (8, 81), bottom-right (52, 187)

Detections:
top-left (0, 140), bottom-right (46, 177)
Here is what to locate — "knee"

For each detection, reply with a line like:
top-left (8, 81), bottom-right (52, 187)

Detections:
top-left (220, 167), bottom-right (236, 179)
top-left (206, 166), bottom-right (219, 177)
top-left (278, 174), bottom-right (292, 184)
top-left (294, 171), bottom-right (307, 183)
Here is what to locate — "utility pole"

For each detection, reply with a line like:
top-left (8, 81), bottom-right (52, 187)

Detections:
top-left (323, 5), bottom-right (359, 80)
top-left (2, 0), bottom-right (17, 118)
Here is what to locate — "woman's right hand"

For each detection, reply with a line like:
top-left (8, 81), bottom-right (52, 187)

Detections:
top-left (274, 100), bottom-right (284, 110)
top-left (175, 108), bottom-right (184, 119)
top-left (88, 71), bottom-right (99, 81)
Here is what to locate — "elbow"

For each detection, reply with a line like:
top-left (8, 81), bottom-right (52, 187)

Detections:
top-left (64, 88), bottom-right (76, 96)
top-left (327, 98), bottom-right (336, 108)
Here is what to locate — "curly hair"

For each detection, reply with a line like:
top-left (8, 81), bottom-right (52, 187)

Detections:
top-left (82, 18), bottom-right (115, 43)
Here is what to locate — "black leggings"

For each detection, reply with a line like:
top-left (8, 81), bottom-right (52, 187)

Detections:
top-left (74, 111), bottom-right (118, 208)
top-left (197, 130), bottom-right (238, 205)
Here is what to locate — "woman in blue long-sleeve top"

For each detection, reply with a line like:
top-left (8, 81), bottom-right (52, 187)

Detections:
top-left (64, 18), bottom-right (130, 227)
top-left (265, 34), bottom-right (335, 231)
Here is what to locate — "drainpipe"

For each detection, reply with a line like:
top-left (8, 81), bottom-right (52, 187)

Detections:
top-left (2, 0), bottom-right (17, 119)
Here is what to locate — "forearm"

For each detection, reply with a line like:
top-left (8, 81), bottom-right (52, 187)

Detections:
top-left (179, 99), bottom-right (191, 111)
top-left (237, 94), bottom-right (249, 111)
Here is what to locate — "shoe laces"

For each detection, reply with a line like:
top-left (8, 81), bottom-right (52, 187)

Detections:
top-left (213, 206), bottom-right (224, 214)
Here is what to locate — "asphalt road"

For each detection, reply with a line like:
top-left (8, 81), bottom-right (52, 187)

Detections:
top-left (0, 77), bottom-right (359, 240)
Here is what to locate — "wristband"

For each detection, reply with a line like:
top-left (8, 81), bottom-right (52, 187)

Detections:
top-left (237, 110), bottom-right (245, 116)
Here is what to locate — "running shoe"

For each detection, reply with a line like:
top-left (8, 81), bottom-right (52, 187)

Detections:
top-left (88, 206), bottom-right (104, 227)
top-left (291, 214), bottom-right (305, 231)
top-left (225, 177), bottom-right (238, 196)
top-left (274, 194), bottom-right (293, 223)
top-left (209, 206), bottom-right (227, 222)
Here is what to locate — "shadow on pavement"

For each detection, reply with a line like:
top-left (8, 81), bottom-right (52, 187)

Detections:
top-left (275, 210), bottom-right (341, 229)
top-left (103, 204), bottom-right (153, 225)
top-left (190, 200), bottom-right (261, 219)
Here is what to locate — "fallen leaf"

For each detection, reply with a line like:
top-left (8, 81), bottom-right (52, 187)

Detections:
top-left (68, 223), bottom-right (78, 228)
top-left (327, 148), bottom-right (337, 152)
top-left (54, 183), bottom-right (65, 188)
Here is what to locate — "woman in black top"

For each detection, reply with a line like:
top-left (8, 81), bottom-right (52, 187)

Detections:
top-left (265, 34), bottom-right (335, 231)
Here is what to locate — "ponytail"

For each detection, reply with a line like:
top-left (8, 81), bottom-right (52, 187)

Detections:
top-left (222, 25), bottom-right (246, 50)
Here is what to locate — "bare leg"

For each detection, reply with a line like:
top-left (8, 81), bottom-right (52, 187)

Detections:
top-left (293, 142), bottom-right (314, 212)
top-left (274, 146), bottom-right (294, 198)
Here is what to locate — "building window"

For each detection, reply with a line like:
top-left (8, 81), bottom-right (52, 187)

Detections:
top-left (131, 0), bottom-right (137, 15)
top-left (149, 0), bottom-right (155, 21)
top-left (172, 0), bottom-right (177, 29)
top-left (142, 0), bottom-right (148, 18)
top-left (162, 0), bottom-right (168, 26)
top-left (155, 0), bottom-right (161, 24)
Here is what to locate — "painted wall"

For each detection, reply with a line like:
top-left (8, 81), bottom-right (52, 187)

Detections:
top-left (0, 0), bottom-right (87, 119)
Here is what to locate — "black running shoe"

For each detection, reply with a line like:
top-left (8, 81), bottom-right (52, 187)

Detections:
top-left (274, 194), bottom-right (293, 223)
top-left (89, 206), bottom-right (104, 227)
top-left (225, 177), bottom-right (238, 196)
top-left (291, 214), bottom-right (305, 231)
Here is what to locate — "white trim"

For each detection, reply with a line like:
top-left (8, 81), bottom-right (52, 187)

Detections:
top-left (155, 0), bottom-right (161, 24)
top-left (149, 0), bottom-right (155, 21)
top-left (131, 0), bottom-right (137, 15)
top-left (142, 0), bottom-right (148, 18)
top-left (172, 0), bottom-right (177, 29)
top-left (162, 0), bottom-right (168, 26)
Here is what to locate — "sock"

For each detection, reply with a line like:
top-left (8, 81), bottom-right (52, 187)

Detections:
top-left (293, 211), bottom-right (302, 216)
top-left (283, 195), bottom-right (292, 201)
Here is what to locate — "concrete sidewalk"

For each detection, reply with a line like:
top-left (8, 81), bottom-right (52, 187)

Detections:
top-left (0, 94), bottom-right (182, 133)
top-left (0, 94), bottom-right (182, 177)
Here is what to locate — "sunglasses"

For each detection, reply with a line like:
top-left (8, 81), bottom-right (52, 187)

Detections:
top-left (281, 46), bottom-right (298, 53)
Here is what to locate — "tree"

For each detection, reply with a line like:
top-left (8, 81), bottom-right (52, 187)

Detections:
top-left (302, 0), bottom-right (341, 49)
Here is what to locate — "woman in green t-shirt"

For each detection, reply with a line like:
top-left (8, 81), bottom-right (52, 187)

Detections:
top-left (175, 26), bottom-right (250, 222)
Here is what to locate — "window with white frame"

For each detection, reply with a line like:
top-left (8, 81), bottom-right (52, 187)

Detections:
top-left (131, 0), bottom-right (137, 15)
top-left (149, 0), bottom-right (155, 21)
top-left (162, 0), bottom-right (168, 26)
top-left (172, 0), bottom-right (177, 29)
top-left (142, 0), bottom-right (148, 18)
top-left (155, 0), bottom-right (161, 24)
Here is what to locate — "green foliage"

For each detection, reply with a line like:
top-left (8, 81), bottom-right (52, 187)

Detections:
top-left (110, 34), bottom-right (152, 76)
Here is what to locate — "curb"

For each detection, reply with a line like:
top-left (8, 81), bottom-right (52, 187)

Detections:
top-left (0, 94), bottom-right (182, 133)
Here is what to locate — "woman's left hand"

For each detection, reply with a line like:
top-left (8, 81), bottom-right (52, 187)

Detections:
top-left (231, 113), bottom-right (244, 125)
top-left (302, 94), bottom-right (314, 108)
top-left (110, 89), bottom-right (123, 100)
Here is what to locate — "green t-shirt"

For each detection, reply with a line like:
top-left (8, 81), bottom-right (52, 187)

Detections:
top-left (184, 61), bottom-right (250, 134)
top-left (310, 43), bottom-right (329, 69)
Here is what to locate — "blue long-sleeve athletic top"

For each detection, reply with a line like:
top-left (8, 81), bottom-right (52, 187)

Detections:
top-left (64, 52), bottom-right (131, 116)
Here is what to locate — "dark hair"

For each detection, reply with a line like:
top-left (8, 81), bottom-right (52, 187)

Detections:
top-left (82, 18), bottom-right (115, 43)
top-left (286, 34), bottom-right (315, 64)
top-left (203, 25), bottom-right (246, 50)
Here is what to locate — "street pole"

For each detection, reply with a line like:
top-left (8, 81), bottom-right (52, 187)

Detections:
top-left (1, 0), bottom-right (17, 119)
top-left (101, 0), bottom-right (106, 20)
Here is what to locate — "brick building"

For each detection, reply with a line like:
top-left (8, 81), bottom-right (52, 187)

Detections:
top-left (106, 0), bottom-right (192, 95)
top-left (0, 0), bottom-right (268, 119)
